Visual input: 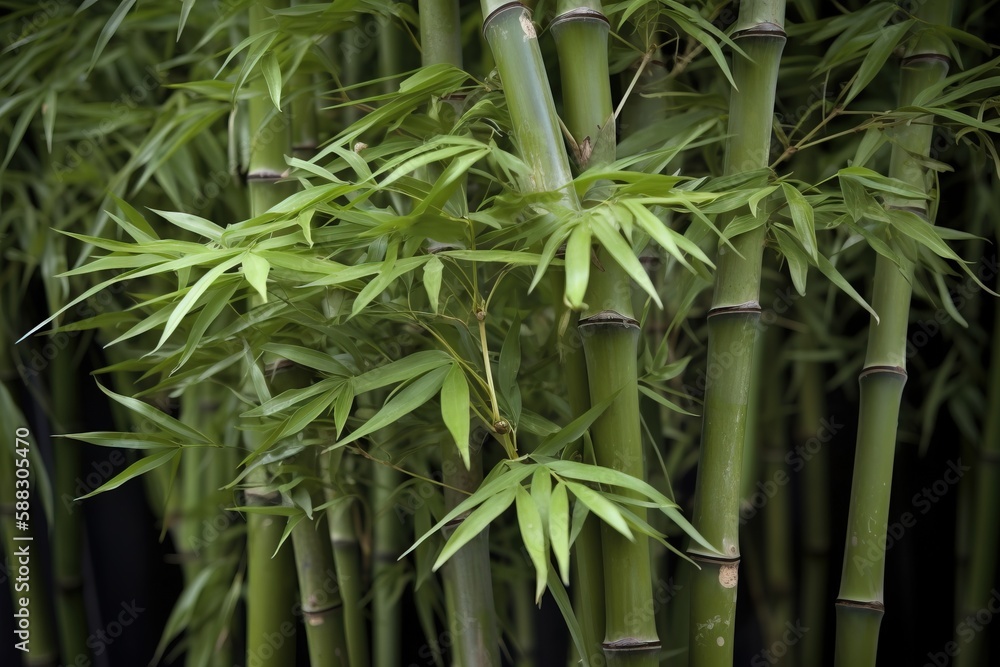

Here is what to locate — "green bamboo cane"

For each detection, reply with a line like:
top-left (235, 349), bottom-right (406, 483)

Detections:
top-left (244, 4), bottom-right (298, 667)
top-left (797, 341), bottom-right (829, 667)
top-left (418, 4), bottom-right (501, 665)
top-left (49, 350), bottom-right (91, 666)
top-left (289, 447), bottom-right (347, 666)
top-left (758, 329), bottom-right (793, 667)
top-left (612, 29), bottom-right (689, 663)
top-left (364, 14), bottom-right (409, 667)
top-left (321, 446), bottom-right (368, 667)
top-left (440, 439), bottom-right (500, 666)
top-left (371, 447), bottom-right (402, 667)
top-left (834, 3), bottom-right (952, 663)
top-left (956, 284), bottom-right (1000, 666)
top-left (686, 2), bottom-right (785, 664)
top-left (550, 3), bottom-right (662, 665)
top-left (565, 358), bottom-right (603, 667)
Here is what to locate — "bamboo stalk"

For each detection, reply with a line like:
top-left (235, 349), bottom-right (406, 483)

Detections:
top-left (550, 4), bottom-right (661, 664)
top-left (371, 454), bottom-right (402, 667)
top-left (956, 288), bottom-right (1000, 666)
top-left (440, 437), bottom-right (500, 666)
top-left (290, 448), bottom-right (347, 666)
top-left (797, 342), bottom-right (829, 667)
top-left (759, 330), bottom-right (794, 667)
top-left (246, 495), bottom-right (298, 667)
top-left (834, 3), bottom-right (952, 663)
top-left (322, 446), bottom-right (369, 667)
top-left (418, 4), bottom-right (501, 665)
top-left (685, 2), bottom-right (785, 664)
top-left (49, 350), bottom-right (91, 666)
top-left (244, 4), bottom-right (298, 667)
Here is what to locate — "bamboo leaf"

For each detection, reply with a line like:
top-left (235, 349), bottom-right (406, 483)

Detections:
top-left (154, 254), bottom-right (244, 353)
top-left (352, 350), bottom-right (452, 394)
top-left (88, 0), bottom-right (137, 71)
top-left (565, 222), bottom-right (592, 307)
top-left (441, 364), bottom-right (471, 468)
top-left (545, 568), bottom-right (590, 666)
top-left (781, 183), bottom-right (818, 262)
top-left (432, 487), bottom-right (516, 570)
top-left (563, 481), bottom-right (632, 540)
top-left (591, 211), bottom-right (662, 308)
top-left (637, 384), bottom-right (697, 417)
top-left (77, 449), bottom-right (178, 500)
top-left (423, 255), bottom-right (443, 314)
top-left (260, 344), bottom-right (349, 375)
top-left (334, 366), bottom-right (450, 449)
top-left (64, 432), bottom-right (182, 450)
top-left (549, 482), bottom-right (571, 584)
top-left (533, 391), bottom-right (619, 458)
top-left (498, 315), bottom-right (522, 425)
top-left (242, 253), bottom-right (271, 301)
top-left (42, 88), bottom-right (56, 153)
top-left (151, 208), bottom-right (226, 243)
top-left (96, 383), bottom-right (212, 444)
top-left (813, 252), bottom-right (879, 323)
top-left (261, 52), bottom-right (282, 109)
top-left (773, 228), bottom-right (810, 297)
top-left (178, 0), bottom-right (196, 40)
top-left (401, 463), bottom-right (534, 560)
top-left (844, 20), bottom-right (913, 104)
top-left (516, 486), bottom-right (548, 602)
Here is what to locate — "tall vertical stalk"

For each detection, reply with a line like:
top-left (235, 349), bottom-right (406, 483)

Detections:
top-left (244, 4), bottom-right (297, 667)
top-left (552, 3), bottom-right (659, 665)
top-left (323, 446), bottom-right (369, 667)
top-left (686, 2), bottom-right (785, 664)
top-left (290, 447), bottom-right (347, 665)
top-left (371, 437), bottom-right (403, 667)
top-left (420, 2), bottom-right (501, 665)
top-left (797, 339), bottom-right (829, 667)
top-left (956, 281), bottom-right (1000, 666)
top-left (50, 350), bottom-right (91, 666)
top-left (834, 3), bottom-right (951, 664)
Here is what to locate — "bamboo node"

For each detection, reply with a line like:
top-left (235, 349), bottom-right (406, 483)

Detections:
top-left (577, 310), bottom-right (639, 329)
top-left (732, 23), bottom-right (787, 41)
top-left (707, 301), bottom-right (761, 318)
top-left (550, 8), bottom-right (608, 29)
top-left (834, 598), bottom-right (885, 613)
top-left (859, 365), bottom-right (907, 380)
top-left (483, 2), bottom-right (527, 35)
top-left (601, 638), bottom-right (660, 652)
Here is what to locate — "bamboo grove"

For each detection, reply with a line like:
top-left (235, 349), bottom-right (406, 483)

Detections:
top-left (1, 1), bottom-right (999, 666)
